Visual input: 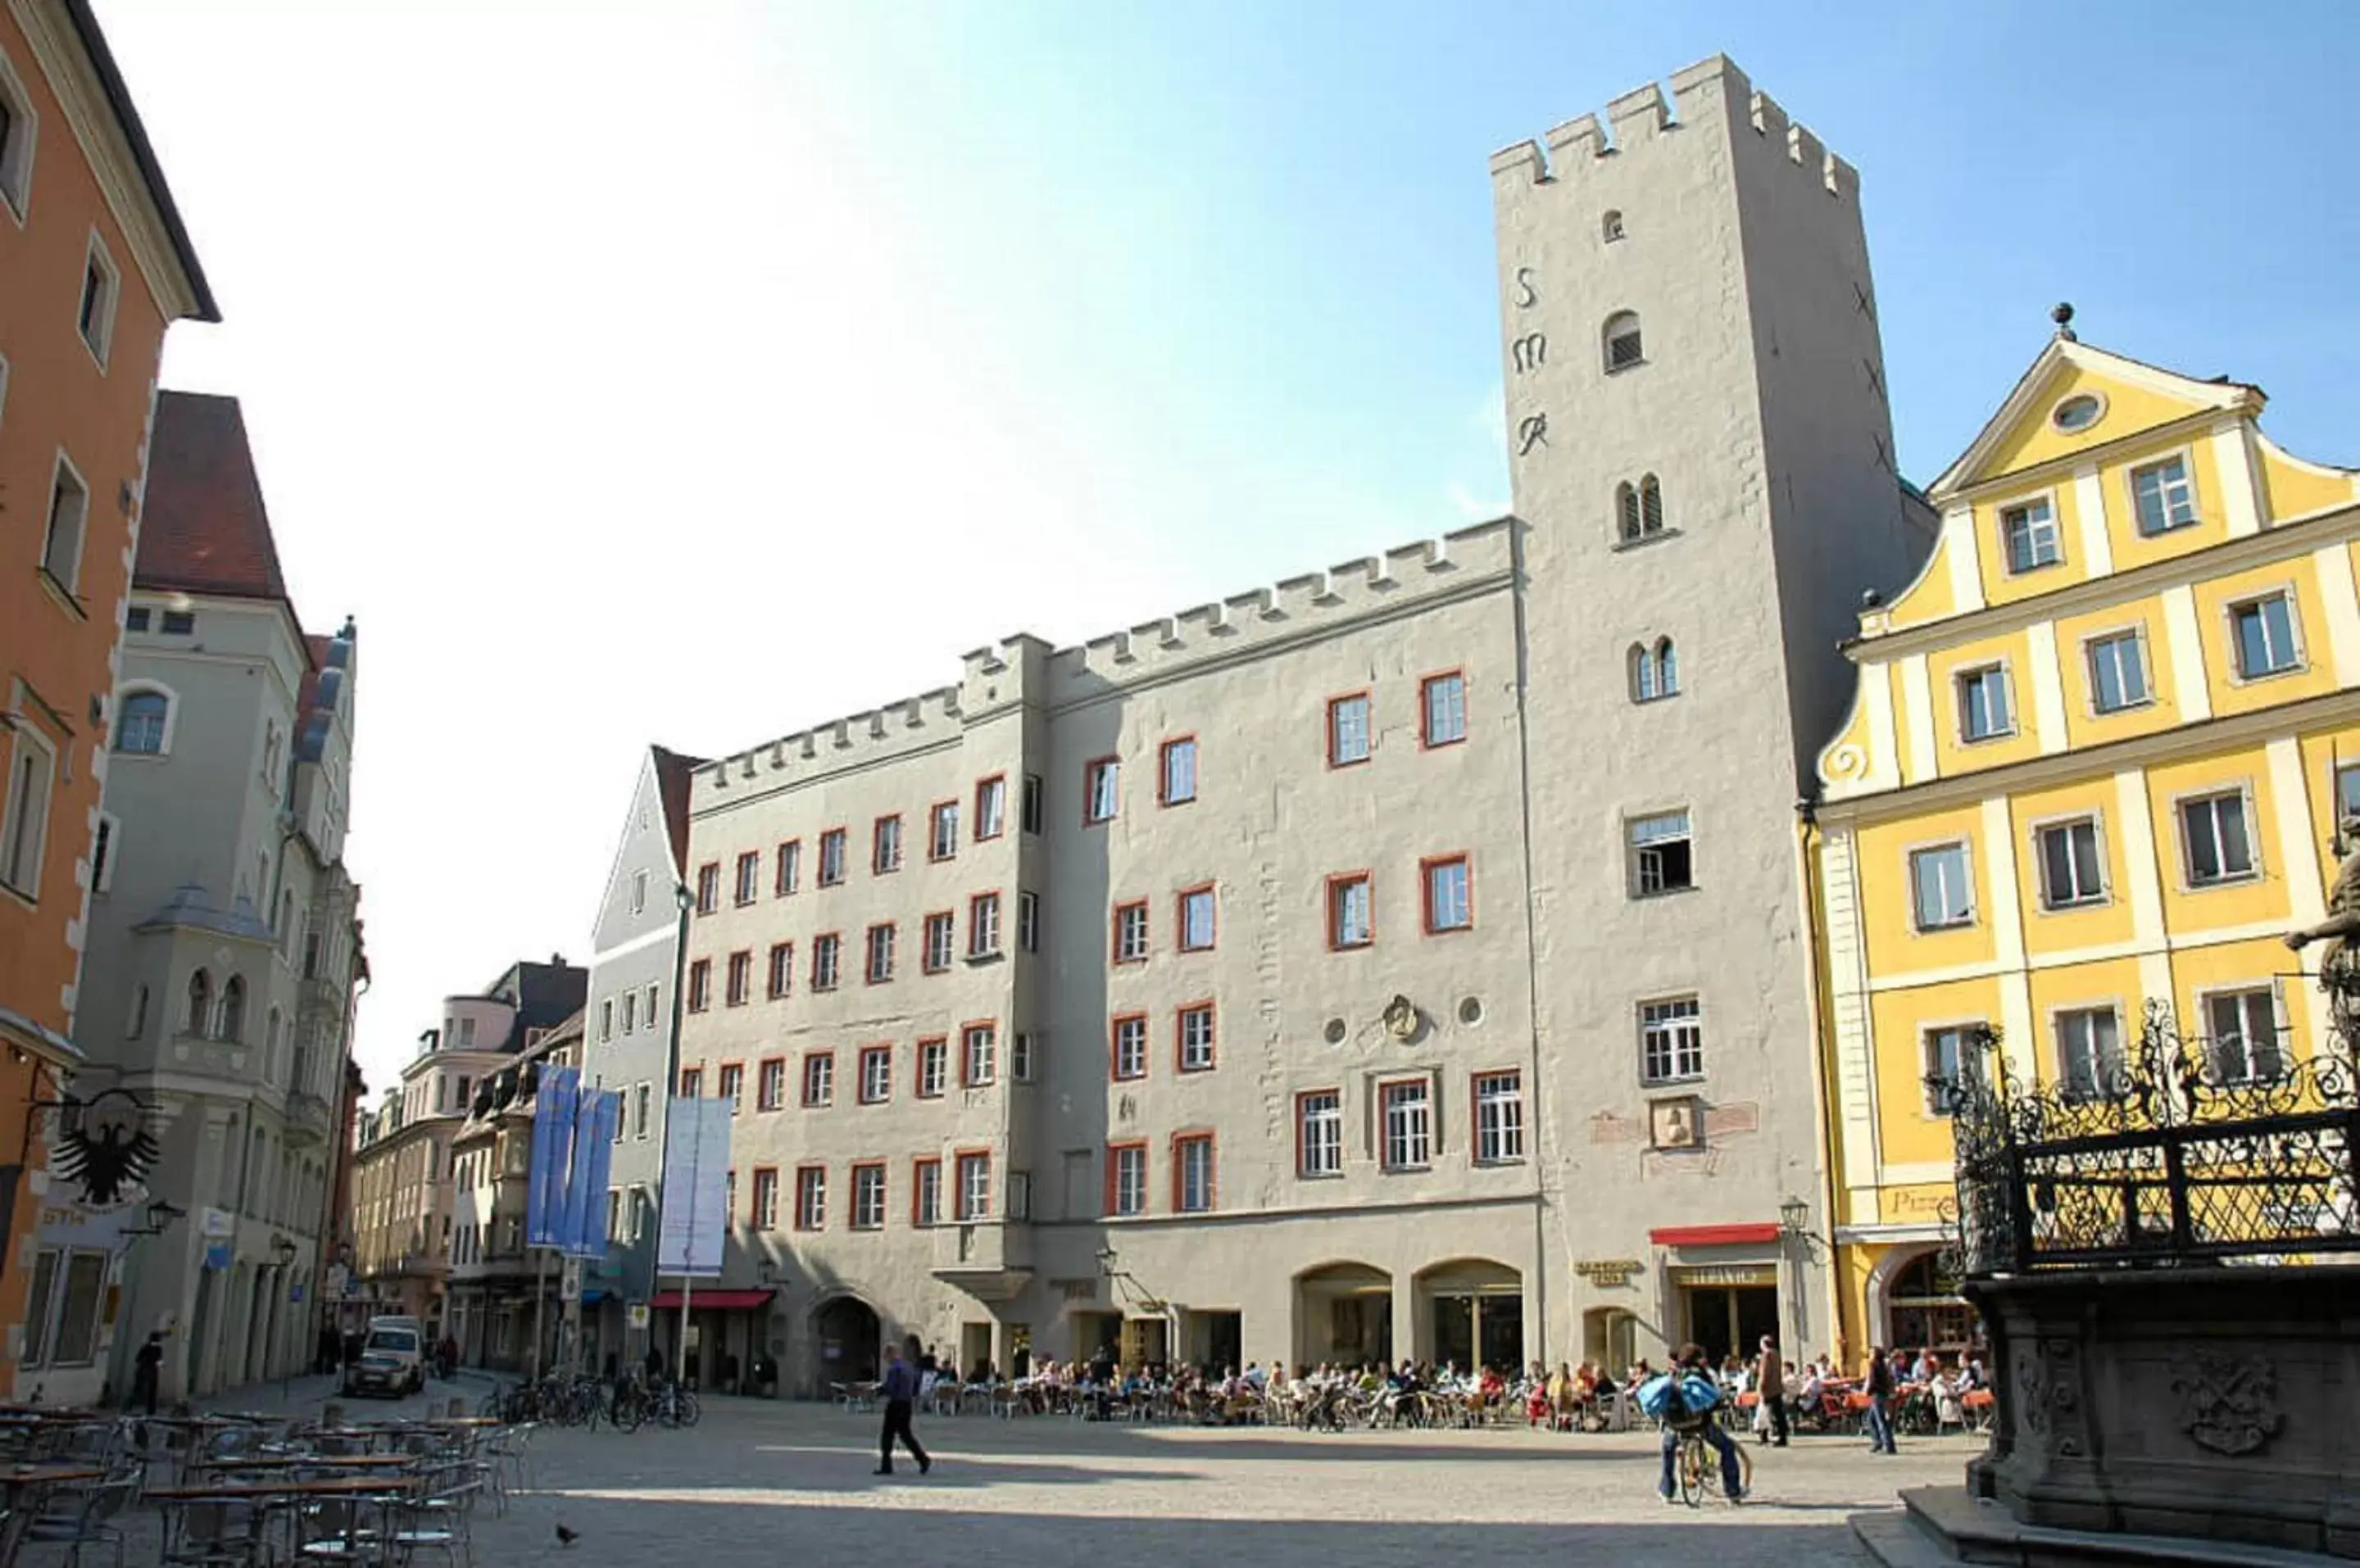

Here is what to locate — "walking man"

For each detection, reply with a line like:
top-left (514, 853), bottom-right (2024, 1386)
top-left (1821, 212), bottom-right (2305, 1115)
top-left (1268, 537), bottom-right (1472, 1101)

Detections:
top-left (1753, 1335), bottom-right (1789, 1448)
top-left (1863, 1344), bottom-right (1899, 1454)
top-left (132, 1330), bottom-right (165, 1416)
top-left (875, 1341), bottom-right (931, 1476)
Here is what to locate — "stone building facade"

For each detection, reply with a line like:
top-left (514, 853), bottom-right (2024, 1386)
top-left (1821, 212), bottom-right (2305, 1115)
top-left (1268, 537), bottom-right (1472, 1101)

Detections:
top-left (0, 0), bottom-right (215, 1396)
top-left (652, 56), bottom-right (1931, 1393)
top-left (25, 393), bottom-right (361, 1407)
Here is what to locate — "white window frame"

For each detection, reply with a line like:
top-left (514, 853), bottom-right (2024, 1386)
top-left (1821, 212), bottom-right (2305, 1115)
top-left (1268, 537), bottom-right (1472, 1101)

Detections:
top-left (1423, 673), bottom-right (1468, 745)
top-left (795, 1167), bottom-right (827, 1230)
top-left (1161, 737), bottom-right (1197, 804)
top-left (1628, 808), bottom-right (1694, 897)
top-left (1906, 838), bottom-right (1975, 931)
top-left (1639, 995), bottom-right (1704, 1086)
top-left (915, 1160), bottom-right (942, 1227)
top-left (865, 922), bottom-right (895, 983)
top-left (860, 1046), bottom-right (892, 1103)
top-left (2197, 982), bottom-right (2287, 1088)
top-left (873, 816), bottom-right (902, 875)
top-left (2126, 448), bottom-right (2199, 537)
top-left (1111, 1144), bottom-right (1146, 1217)
top-left (976, 776), bottom-right (1006, 839)
top-left (1473, 1071), bottom-right (1524, 1164)
top-left (1018, 890), bottom-right (1039, 953)
top-left (1919, 1019), bottom-right (1986, 1117)
top-left (1995, 491), bottom-right (2062, 575)
top-left (1379, 1078), bottom-right (1434, 1171)
top-left (41, 449), bottom-right (91, 596)
top-left (2175, 784), bottom-right (2261, 890)
top-left (929, 800), bottom-right (958, 861)
top-left (962, 1023), bottom-right (996, 1086)
top-left (75, 230), bottom-right (119, 370)
top-left (956, 1153), bottom-right (992, 1221)
top-left (1328, 695), bottom-right (1372, 766)
top-left (2225, 589), bottom-right (2304, 682)
top-left (801, 1053), bottom-right (833, 1108)
top-left (1299, 1090), bottom-right (1342, 1177)
top-left (1010, 1031), bottom-right (1036, 1083)
top-left (2031, 813), bottom-right (2108, 911)
top-left (969, 893), bottom-right (1002, 957)
top-left (0, 43), bottom-right (36, 224)
top-left (918, 1040), bottom-right (947, 1099)
top-left (0, 706), bottom-right (58, 901)
top-left (852, 1164), bottom-right (887, 1230)
top-left (923, 913), bottom-right (954, 972)
top-left (1955, 661), bottom-right (2016, 744)
top-left (112, 682), bottom-right (178, 757)
top-left (1178, 1005), bottom-right (1214, 1072)
top-left (1114, 902), bottom-right (1149, 963)
top-left (1177, 1135), bottom-right (1214, 1212)
top-left (1112, 1016), bottom-right (1147, 1081)
top-left (2081, 626), bottom-right (2154, 715)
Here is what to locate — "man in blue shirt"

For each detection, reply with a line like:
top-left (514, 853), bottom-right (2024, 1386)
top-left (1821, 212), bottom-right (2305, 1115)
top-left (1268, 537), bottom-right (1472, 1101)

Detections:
top-left (875, 1341), bottom-right (932, 1475)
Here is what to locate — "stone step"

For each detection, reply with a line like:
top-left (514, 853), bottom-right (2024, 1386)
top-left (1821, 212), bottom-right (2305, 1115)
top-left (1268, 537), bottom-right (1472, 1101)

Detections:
top-left (1853, 1485), bottom-right (2354, 1568)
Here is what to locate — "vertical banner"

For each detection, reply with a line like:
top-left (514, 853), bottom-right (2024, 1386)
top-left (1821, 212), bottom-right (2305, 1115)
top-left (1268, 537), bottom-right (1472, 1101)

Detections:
top-left (556, 1086), bottom-right (600, 1258)
top-left (568, 1090), bottom-right (620, 1258)
top-left (656, 1098), bottom-right (728, 1277)
top-left (525, 1066), bottom-right (580, 1248)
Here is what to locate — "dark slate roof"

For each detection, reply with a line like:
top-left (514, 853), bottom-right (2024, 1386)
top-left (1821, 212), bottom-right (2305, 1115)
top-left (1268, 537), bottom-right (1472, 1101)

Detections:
top-left (651, 745), bottom-right (706, 876)
top-left (138, 392), bottom-right (295, 605)
top-left (61, 1), bottom-right (219, 322)
top-left (132, 881), bottom-right (275, 944)
top-left (296, 620), bottom-right (355, 764)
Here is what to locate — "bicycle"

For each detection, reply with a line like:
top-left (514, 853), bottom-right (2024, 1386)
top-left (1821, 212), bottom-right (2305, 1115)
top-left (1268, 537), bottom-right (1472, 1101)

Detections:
top-left (1670, 1415), bottom-right (1754, 1507)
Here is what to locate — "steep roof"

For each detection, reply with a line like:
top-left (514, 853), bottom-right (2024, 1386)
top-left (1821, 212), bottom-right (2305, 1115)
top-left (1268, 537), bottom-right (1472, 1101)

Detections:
top-left (61, 0), bottom-right (219, 323)
top-left (651, 745), bottom-right (705, 874)
top-left (138, 391), bottom-right (294, 605)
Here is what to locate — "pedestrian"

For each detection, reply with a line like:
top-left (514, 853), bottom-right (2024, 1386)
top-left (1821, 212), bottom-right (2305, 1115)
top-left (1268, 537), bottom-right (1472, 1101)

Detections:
top-left (1753, 1335), bottom-right (1789, 1448)
top-left (874, 1341), bottom-right (931, 1476)
top-left (132, 1330), bottom-right (164, 1415)
top-left (1863, 1344), bottom-right (1898, 1454)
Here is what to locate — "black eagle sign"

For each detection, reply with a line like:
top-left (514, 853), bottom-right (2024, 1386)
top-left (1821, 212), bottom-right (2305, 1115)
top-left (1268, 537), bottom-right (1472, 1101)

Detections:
top-left (54, 1090), bottom-right (161, 1207)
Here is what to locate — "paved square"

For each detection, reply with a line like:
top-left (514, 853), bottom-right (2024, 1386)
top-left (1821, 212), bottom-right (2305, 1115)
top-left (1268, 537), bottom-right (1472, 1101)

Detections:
top-left (281, 1381), bottom-right (1972, 1566)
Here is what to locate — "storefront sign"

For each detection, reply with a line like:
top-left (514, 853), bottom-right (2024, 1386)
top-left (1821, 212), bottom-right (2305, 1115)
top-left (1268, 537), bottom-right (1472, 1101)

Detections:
top-left (1670, 1264), bottom-right (1777, 1288)
top-left (203, 1243), bottom-right (231, 1271)
top-left (200, 1207), bottom-right (235, 1239)
top-left (1886, 1185), bottom-right (1953, 1219)
top-left (1574, 1259), bottom-right (1645, 1285)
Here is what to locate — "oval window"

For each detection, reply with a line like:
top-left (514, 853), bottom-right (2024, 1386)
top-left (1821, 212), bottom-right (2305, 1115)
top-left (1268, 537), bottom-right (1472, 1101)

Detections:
top-left (2052, 394), bottom-right (2104, 433)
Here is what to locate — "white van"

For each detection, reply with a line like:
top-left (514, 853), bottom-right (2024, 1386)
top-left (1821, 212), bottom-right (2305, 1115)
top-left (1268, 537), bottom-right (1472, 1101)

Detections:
top-left (344, 1319), bottom-right (425, 1398)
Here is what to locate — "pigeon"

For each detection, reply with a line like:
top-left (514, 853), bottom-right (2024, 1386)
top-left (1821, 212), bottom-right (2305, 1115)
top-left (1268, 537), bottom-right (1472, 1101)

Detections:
top-left (556, 1526), bottom-right (579, 1548)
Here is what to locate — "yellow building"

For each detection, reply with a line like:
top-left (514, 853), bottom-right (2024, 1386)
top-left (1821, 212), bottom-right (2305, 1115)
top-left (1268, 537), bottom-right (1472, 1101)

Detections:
top-left (1809, 322), bottom-right (2360, 1365)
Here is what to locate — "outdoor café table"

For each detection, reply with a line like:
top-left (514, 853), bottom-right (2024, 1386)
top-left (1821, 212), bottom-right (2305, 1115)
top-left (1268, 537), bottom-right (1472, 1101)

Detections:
top-left (148, 1474), bottom-right (420, 1565)
top-left (0, 1465), bottom-right (106, 1568)
top-left (186, 1454), bottom-right (415, 1473)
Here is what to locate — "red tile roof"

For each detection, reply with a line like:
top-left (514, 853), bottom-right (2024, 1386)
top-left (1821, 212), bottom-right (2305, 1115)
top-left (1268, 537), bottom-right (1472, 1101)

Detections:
top-left (137, 391), bottom-right (291, 603)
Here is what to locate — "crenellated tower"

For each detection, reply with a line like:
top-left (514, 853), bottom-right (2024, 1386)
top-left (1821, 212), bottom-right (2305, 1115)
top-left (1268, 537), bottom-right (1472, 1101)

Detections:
top-left (1489, 56), bottom-right (1930, 1364)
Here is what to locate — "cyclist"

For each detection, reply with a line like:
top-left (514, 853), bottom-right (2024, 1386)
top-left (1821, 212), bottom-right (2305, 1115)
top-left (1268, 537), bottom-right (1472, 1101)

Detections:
top-left (1640, 1343), bottom-right (1747, 1504)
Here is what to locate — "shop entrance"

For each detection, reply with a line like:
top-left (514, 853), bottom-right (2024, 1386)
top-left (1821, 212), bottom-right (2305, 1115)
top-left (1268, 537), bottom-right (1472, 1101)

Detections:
top-left (1674, 1267), bottom-right (1779, 1364)
top-left (1418, 1259), bottom-right (1525, 1374)
top-left (1884, 1249), bottom-right (1977, 1354)
top-left (810, 1295), bottom-right (881, 1390)
top-left (1118, 1316), bottom-right (1168, 1370)
top-left (1582, 1307), bottom-right (1641, 1375)
top-left (1293, 1263), bottom-right (1393, 1369)
top-left (1070, 1310), bottom-right (1122, 1365)
top-left (1187, 1310), bottom-right (1241, 1375)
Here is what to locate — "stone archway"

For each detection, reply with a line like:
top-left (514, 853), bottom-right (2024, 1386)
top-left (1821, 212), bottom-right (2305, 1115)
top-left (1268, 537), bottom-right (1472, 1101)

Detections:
top-left (1294, 1262), bottom-right (1393, 1370)
top-left (808, 1293), bottom-right (882, 1393)
top-left (1414, 1258), bottom-right (1524, 1374)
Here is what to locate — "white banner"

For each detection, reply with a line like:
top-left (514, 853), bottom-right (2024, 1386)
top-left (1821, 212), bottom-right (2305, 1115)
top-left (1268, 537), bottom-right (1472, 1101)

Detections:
top-left (656, 1098), bottom-right (729, 1277)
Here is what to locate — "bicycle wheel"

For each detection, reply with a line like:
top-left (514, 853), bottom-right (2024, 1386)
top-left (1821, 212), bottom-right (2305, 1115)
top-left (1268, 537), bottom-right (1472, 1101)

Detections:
top-left (1730, 1441), bottom-right (1754, 1499)
top-left (678, 1390), bottom-right (701, 1428)
top-left (614, 1395), bottom-right (646, 1434)
top-left (1677, 1436), bottom-right (1706, 1507)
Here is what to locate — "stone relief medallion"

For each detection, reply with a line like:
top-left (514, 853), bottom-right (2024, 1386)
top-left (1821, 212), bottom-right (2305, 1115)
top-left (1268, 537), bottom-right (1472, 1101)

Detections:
top-left (2015, 1349), bottom-right (2051, 1436)
top-left (2169, 1353), bottom-right (2283, 1456)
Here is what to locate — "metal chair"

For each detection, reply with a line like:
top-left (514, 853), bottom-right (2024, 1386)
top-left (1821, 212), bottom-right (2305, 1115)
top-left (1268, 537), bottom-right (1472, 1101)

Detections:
top-left (18, 1463), bottom-right (140, 1568)
top-left (384, 1464), bottom-right (478, 1568)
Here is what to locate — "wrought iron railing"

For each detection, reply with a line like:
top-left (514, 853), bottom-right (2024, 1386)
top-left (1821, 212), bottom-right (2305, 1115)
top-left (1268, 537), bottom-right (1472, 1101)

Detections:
top-left (1946, 998), bottom-right (2360, 1275)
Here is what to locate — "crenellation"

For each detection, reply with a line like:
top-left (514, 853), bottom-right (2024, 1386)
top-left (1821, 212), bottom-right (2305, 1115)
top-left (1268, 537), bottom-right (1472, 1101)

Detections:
top-left (1787, 121), bottom-right (1824, 174)
top-left (1488, 138), bottom-right (1545, 184)
top-left (1273, 572), bottom-right (1324, 618)
top-left (1670, 52), bottom-right (1748, 120)
top-left (1543, 113), bottom-right (1604, 167)
top-left (1749, 89), bottom-right (1788, 142)
top-left (1178, 603), bottom-right (1225, 641)
top-left (1605, 83), bottom-right (1668, 145)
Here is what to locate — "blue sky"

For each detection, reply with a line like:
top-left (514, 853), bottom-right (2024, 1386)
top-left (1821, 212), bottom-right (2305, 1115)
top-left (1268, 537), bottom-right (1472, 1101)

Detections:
top-left (103, 1), bottom-right (2356, 1084)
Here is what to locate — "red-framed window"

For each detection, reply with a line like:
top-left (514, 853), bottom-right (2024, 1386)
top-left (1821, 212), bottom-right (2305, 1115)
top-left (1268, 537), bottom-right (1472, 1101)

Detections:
top-left (793, 1164), bottom-right (827, 1230)
top-left (750, 1167), bottom-right (778, 1229)
top-left (811, 932), bottom-right (842, 990)
top-left (1327, 692), bottom-right (1373, 768)
top-left (686, 958), bottom-right (713, 1012)
top-left (1328, 872), bottom-right (1374, 949)
top-left (1159, 736), bottom-right (1198, 806)
top-left (1420, 669), bottom-right (1468, 748)
top-left (915, 1037), bottom-right (948, 1099)
top-left (717, 1063), bottom-right (743, 1115)
top-left (922, 911), bottom-right (955, 972)
top-left (961, 1021), bottom-right (997, 1087)
top-left (1422, 853), bottom-right (1473, 934)
top-left (801, 1049), bottom-right (835, 1108)
top-left (733, 850), bottom-right (760, 905)
top-left (954, 1149), bottom-right (992, 1221)
top-left (969, 891), bottom-right (1002, 956)
top-left (850, 1162), bottom-right (887, 1230)
top-left (694, 862), bottom-right (719, 914)
top-left (818, 827), bottom-right (847, 886)
top-left (1172, 1131), bottom-right (1216, 1213)
top-left (1177, 884), bottom-right (1215, 951)
top-left (974, 774), bottom-right (1008, 841)
top-left (678, 1067), bottom-right (702, 1099)
top-left (857, 1044), bottom-right (892, 1103)
top-left (774, 839), bottom-right (801, 896)
top-left (756, 1056), bottom-right (786, 1112)
top-left (766, 941), bottom-right (794, 999)
top-left (911, 1158), bottom-right (942, 1226)
top-left (865, 922), bottom-right (896, 984)
top-left (724, 950), bottom-right (751, 1006)
top-left (1105, 1140), bottom-right (1148, 1217)
top-left (873, 814), bottom-right (903, 875)
top-left (1112, 900), bottom-right (1149, 965)
top-left (929, 800), bottom-right (960, 862)
top-left (1110, 1013), bottom-right (1148, 1081)
top-left (1177, 1001), bottom-right (1215, 1072)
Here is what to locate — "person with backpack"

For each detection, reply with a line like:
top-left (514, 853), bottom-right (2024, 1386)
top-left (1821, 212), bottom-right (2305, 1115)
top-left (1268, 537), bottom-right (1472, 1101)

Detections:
top-left (1638, 1343), bottom-right (1747, 1503)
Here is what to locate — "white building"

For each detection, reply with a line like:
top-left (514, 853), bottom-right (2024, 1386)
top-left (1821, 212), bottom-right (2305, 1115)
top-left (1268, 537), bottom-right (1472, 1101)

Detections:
top-left (654, 57), bottom-right (1932, 1394)
top-left (22, 393), bottom-right (363, 1406)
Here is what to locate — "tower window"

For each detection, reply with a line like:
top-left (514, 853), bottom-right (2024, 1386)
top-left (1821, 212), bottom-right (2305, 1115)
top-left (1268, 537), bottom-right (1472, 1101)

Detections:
top-left (1603, 312), bottom-right (1644, 373)
top-left (1615, 476), bottom-right (1667, 545)
top-left (1629, 638), bottom-right (1678, 703)
top-left (1602, 210), bottom-right (1625, 242)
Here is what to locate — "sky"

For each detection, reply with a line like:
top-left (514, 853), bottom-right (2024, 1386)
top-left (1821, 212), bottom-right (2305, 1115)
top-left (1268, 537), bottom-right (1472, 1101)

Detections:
top-left (97, 0), bottom-right (2360, 1094)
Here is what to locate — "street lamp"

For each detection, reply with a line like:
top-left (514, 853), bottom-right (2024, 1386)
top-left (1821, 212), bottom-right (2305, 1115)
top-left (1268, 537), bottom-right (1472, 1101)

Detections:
top-left (1778, 1196), bottom-right (1810, 1237)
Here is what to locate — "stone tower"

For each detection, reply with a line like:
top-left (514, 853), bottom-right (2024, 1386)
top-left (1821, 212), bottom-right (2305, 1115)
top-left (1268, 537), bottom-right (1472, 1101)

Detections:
top-left (1491, 56), bottom-right (1928, 1362)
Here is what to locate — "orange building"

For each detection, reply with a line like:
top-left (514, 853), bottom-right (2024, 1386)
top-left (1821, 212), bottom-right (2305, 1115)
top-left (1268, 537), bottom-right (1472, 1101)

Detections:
top-left (0, 0), bottom-right (215, 1390)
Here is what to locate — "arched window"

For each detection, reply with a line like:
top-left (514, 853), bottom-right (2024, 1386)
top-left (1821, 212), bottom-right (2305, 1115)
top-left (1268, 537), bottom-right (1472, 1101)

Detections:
top-left (1603, 311), bottom-right (1644, 372)
top-left (1615, 483), bottom-right (1641, 543)
top-left (185, 970), bottom-right (211, 1036)
top-left (1640, 474), bottom-right (1663, 534)
top-left (116, 690), bottom-right (170, 755)
top-left (266, 1008), bottom-right (283, 1080)
top-left (1632, 638), bottom-right (1679, 704)
top-left (1602, 209), bottom-right (1625, 242)
top-left (220, 974), bottom-right (247, 1043)
top-left (126, 984), bottom-right (148, 1040)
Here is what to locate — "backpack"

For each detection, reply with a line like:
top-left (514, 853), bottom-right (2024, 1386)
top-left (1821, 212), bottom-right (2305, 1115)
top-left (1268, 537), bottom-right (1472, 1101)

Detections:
top-left (1634, 1371), bottom-right (1681, 1420)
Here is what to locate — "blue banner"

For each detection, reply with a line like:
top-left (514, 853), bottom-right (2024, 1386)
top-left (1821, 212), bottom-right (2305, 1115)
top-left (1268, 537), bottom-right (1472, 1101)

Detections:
top-left (525, 1066), bottom-right (580, 1248)
top-left (556, 1086), bottom-right (598, 1258)
top-left (568, 1090), bottom-right (620, 1258)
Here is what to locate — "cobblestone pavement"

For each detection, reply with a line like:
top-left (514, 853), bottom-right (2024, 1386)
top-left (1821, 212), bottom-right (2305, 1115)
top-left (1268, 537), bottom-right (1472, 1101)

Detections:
top-left (188, 1377), bottom-right (1975, 1567)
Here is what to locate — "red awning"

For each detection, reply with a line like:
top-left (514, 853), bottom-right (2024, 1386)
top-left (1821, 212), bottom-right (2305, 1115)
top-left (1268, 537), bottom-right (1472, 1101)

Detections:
top-left (1650, 1223), bottom-right (1781, 1247)
top-left (650, 1288), bottom-right (774, 1311)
